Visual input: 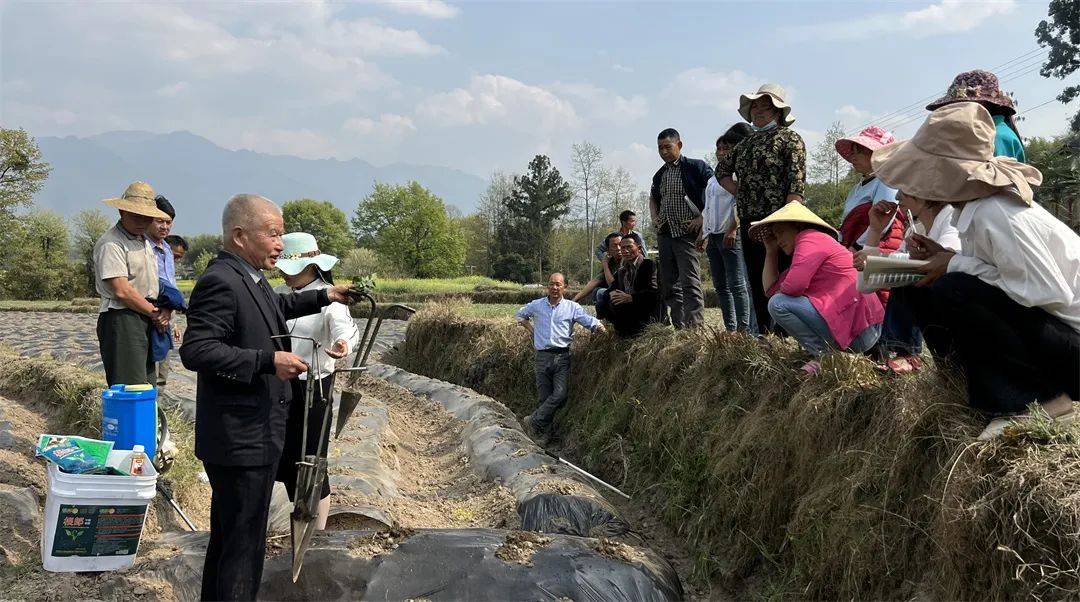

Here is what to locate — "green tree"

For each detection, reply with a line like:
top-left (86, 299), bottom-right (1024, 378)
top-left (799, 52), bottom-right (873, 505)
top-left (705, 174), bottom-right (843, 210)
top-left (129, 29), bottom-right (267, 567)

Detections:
top-left (1028, 133), bottom-right (1080, 232)
top-left (184, 234), bottom-right (222, 272)
top-left (71, 208), bottom-right (111, 296)
top-left (1036, 0), bottom-right (1080, 131)
top-left (0, 128), bottom-right (51, 214)
top-left (282, 198), bottom-right (352, 257)
top-left (0, 210), bottom-right (75, 300)
top-left (494, 155), bottom-right (573, 282)
top-left (457, 213), bottom-right (491, 276)
top-left (192, 250), bottom-right (215, 278)
top-left (351, 181), bottom-right (466, 278)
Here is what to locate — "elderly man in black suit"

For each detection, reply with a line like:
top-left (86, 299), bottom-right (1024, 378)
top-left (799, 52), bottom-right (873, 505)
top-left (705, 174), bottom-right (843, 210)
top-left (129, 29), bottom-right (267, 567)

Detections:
top-left (180, 194), bottom-right (356, 601)
top-left (609, 236), bottom-right (662, 337)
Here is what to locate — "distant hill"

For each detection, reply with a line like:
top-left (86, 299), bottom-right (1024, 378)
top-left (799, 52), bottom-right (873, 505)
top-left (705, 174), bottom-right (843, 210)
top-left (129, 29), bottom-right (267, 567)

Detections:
top-left (34, 130), bottom-right (487, 234)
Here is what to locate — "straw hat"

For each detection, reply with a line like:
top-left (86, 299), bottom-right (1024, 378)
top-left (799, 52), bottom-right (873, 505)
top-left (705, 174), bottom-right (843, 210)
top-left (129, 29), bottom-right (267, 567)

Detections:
top-left (835, 125), bottom-right (895, 163)
top-left (276, 232), bottom-right (339, 276)
top-left (925, 69), bottom-right (1016, 115)
top-left (739, 83), bottom-right (795, 126)
top-left (103, 181), bottom-right (170, 218)
top-left (872, 103), bottom-right (1041, 205)
top-left (748, 201), bottom-right (838, 241)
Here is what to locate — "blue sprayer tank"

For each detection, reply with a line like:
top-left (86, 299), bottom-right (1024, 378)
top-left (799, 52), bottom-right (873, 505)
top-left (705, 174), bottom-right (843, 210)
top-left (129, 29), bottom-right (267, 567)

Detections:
top-left (101, 384), bottom-right (157, 460)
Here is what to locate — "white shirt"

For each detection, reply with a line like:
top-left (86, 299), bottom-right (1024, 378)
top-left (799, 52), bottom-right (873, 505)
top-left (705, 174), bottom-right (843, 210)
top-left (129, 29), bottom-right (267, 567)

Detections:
top-left (893, 204), bottom-right (962, 258)
top-left (947, 193), bottom-right (1080, 333)
top-left (274, 278), bottom-right (361, 379)
top-left (701, 177), bottom-right (736, 238)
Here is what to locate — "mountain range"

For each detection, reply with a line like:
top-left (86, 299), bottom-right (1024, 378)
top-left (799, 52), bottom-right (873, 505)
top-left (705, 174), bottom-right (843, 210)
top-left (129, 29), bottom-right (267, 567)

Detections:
top-left (34, 130), bottom-right (488, 235)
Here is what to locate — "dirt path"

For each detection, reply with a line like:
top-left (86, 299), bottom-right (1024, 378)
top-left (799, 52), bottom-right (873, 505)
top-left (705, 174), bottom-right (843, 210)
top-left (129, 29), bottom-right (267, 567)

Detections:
top-left (332, 376), bottom-right (518, 531)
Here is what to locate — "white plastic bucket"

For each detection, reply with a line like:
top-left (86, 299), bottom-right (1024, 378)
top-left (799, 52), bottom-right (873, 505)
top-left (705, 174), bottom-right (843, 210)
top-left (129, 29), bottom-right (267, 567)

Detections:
top-left (41, 449), bottom-right (158, 572)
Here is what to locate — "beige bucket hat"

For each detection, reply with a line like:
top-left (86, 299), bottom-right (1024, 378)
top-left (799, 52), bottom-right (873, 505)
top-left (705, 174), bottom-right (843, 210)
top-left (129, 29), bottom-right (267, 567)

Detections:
top-left (748, 201), bottom-right (838, 241)
top-left (103, 181), bottom-right (170, 218)
top-left (739, 83), bottom-right (795, 126)
top-left (872, 103), bottom-right (1041, 205)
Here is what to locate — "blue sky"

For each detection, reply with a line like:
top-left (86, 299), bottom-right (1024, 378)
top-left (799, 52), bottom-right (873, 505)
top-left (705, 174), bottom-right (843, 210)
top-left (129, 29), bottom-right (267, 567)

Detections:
top-left (1, 0), bottom-right (1074, 195)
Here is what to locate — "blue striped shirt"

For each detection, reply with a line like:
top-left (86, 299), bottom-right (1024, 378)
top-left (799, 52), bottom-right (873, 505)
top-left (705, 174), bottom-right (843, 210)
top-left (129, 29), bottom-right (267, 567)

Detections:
top-left (516, 297), bottom-right (601, 350)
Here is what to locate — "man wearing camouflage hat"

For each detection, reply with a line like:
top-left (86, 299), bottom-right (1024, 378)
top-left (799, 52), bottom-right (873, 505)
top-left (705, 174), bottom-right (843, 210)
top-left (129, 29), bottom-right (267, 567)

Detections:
top-left (93, 181), bottom-right (172, 386)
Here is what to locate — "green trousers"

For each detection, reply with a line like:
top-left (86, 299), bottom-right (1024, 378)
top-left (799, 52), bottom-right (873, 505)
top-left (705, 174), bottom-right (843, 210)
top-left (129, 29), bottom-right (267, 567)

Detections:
top-left (96, 308), bottom-right (154, 386)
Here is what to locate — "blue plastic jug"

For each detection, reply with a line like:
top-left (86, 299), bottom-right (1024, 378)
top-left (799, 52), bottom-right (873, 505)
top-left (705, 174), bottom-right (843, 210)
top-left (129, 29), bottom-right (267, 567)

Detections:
top-left (101, 384), bottom-right (157, 460)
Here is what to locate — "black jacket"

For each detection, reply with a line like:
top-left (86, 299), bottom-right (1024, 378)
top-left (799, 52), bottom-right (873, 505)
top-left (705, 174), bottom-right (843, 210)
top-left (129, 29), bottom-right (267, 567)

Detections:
top-left (180, 252), bottom-right (329, 466)
top-left (649, 157), bottom-right (714, 212)
top-left (611, 258), bottom-right (662, 337)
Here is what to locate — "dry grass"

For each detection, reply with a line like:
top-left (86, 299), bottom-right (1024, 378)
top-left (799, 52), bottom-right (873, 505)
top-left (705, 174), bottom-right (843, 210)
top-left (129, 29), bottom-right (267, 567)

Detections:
top-left (394, 303), bottom-right (1080, 600)
top-left (0, 347), bottom-right (204, 518)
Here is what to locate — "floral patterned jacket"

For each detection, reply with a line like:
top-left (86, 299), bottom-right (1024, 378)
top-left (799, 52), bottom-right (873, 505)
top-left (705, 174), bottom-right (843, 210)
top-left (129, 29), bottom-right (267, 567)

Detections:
top-left (716, 127), bottom-right (806, 222)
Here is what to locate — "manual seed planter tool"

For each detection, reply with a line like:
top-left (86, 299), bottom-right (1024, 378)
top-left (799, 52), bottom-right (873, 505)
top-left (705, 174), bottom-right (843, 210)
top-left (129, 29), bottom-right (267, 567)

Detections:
top-left (273, 291), bottom-right (415, 582)
top-left (334, 298), bottom-right (416, 439)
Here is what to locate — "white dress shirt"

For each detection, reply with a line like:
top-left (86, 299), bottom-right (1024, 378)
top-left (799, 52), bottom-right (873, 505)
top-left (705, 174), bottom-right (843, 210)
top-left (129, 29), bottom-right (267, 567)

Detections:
top-left (947, 192), bottom-right (1080, 333)
top-left (515, 297), bottom-right (601, 351)
top-left (274, 277), bottom-right (360, 379)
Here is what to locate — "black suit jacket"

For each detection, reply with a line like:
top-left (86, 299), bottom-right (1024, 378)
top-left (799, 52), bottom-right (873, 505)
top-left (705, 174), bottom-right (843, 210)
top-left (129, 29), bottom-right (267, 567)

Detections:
top-left (180, 252), bottom-right (328, 466)
top-left (612, 258), bottom-right (661, 336)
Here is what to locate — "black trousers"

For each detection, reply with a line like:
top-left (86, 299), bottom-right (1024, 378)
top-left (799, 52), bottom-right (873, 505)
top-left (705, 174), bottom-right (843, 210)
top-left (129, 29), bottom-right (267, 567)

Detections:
top-left (740, 221), bottom-right (790, 334)
top-left (201, 462), bottom-right (278, 601)
top-left (905, 272), bottom-right (1080, 414)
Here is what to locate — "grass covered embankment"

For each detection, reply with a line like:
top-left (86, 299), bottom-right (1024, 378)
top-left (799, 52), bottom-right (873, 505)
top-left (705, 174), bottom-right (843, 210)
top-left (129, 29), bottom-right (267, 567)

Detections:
top-left (393, 302), bottom-right (1080, 600)
top-left (0, 347), bottom-right (204, 525)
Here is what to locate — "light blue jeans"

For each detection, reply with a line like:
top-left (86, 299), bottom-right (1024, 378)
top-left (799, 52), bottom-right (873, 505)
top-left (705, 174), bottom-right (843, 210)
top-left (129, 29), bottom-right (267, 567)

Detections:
top-left (705, 233), bottom-right (752, 332)
top-left (768, 293), bottom-right (880, 357)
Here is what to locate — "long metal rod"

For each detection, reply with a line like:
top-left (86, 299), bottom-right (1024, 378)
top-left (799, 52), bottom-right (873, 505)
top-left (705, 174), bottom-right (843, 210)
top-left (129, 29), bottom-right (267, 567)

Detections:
top-left (157, 482), bottom-right (197, 530)
top-left (350, 293), bottom-right (378, 369)
top-left (557, 456), bottom-right (631, 500)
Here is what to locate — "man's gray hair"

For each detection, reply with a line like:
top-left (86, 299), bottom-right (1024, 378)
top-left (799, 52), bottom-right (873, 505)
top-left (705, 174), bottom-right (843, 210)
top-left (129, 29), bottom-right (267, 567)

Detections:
top-left (221, 194), bottom-right (280, 238)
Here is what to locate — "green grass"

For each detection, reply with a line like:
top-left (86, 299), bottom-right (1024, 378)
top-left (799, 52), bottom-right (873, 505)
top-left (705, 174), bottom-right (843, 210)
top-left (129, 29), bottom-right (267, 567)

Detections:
top-left (438, 301), bottom-right (730, 324)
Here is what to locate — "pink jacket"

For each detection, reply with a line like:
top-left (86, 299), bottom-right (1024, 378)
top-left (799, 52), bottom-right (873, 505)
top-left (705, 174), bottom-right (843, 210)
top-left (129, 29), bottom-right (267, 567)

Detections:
top-left (767, 229), bottom-right (884, 349)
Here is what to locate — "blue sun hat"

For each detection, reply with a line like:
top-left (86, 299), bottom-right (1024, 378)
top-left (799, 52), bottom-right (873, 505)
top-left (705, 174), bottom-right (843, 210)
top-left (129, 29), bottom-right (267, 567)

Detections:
top-left (276, 232), bottom-right (339, 276)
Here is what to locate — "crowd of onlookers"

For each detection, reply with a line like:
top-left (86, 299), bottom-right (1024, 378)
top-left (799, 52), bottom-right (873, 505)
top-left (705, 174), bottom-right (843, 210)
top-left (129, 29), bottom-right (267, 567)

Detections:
top-left (518, 70), bottom-right (1079, 443)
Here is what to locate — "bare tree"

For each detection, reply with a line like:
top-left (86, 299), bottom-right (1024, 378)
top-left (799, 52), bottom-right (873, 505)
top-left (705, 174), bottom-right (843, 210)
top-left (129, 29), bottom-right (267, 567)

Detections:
top-left (570, 141), bottom-right (604, 278)
top-left (603, 166), bottom-right (637, 229)
top-left (809, 121), bottom-right (847, 185)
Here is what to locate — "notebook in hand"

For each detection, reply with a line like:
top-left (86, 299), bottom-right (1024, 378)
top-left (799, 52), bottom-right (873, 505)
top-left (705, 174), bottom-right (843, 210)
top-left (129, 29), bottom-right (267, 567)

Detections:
top-left (857, 255), bottom-right (929, 292)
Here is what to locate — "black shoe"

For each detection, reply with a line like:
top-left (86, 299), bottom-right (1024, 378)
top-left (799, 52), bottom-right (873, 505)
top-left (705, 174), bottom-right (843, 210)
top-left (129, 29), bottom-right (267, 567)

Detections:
top-left (522, 415), bottom-right (550, 446)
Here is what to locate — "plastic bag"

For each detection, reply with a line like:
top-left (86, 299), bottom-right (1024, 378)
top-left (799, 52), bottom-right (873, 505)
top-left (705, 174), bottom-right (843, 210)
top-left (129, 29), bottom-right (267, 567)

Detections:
top-left (36, 434), bottom-right (114, 474)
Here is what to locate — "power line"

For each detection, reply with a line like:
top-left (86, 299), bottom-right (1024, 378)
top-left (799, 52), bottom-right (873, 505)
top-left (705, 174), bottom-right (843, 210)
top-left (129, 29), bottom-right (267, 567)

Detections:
top-left (1019, 98), bottom-right (1060, 115)
top-left (848, 48), bottom-right (1049, 133)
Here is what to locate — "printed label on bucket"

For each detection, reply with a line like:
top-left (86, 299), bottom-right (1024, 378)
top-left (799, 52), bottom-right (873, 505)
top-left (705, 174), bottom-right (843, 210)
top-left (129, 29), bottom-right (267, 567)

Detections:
top-left (51, 504), bottom-right (146, 557)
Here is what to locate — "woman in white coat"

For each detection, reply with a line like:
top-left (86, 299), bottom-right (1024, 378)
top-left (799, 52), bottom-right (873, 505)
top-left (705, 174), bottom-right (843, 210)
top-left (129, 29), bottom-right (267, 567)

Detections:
top-left (274, 232), bottom-right (359, 529)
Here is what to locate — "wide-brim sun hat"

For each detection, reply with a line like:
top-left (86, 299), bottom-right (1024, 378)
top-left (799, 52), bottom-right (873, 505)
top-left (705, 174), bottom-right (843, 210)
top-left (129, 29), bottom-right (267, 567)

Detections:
top-left (872, 103), bottom-right (1041, 205)
top-left (739, 83), bottom-right (795, 126)
top-left (926, 69), bottom-right (1016, 115)
top-left (277, 232), bottom-right (339, 276)
top-left (748, 201), bottom-right (838, 242)
top-left (103, 181), bottom-right (170, 219)
top-left (835, 125), bottom-right (896, 163)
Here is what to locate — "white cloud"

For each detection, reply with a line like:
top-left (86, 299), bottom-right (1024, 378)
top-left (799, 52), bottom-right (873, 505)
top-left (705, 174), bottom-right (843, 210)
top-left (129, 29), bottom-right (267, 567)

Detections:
top-left (343, 114), bottom-right (417, 139)
top-left (612, 63), bottom-right (634, 73)
top-left (834, 104), bottom-right (872, 130)
top-left (664, 68), bottom-right (765, 112)
top-left (235, 128), bottom-right (336, 159)
top-left (373, 0), bottom-right (460, 19)
top-left (549, 82), bottom-right (648, 123)
top-left (416, 75), bottom-right (580, 132)
top-left (607, 142), bottom-right (659, 189)
top-left (784, 0), bottom-right (1016, 41)
top-left (155, 82), bottom-right (189, 98)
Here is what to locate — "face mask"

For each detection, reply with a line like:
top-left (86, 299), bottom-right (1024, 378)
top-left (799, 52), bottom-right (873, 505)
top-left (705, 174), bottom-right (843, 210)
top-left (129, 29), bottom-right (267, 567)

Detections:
top-left (751, 121), bottom-right (778, 132)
